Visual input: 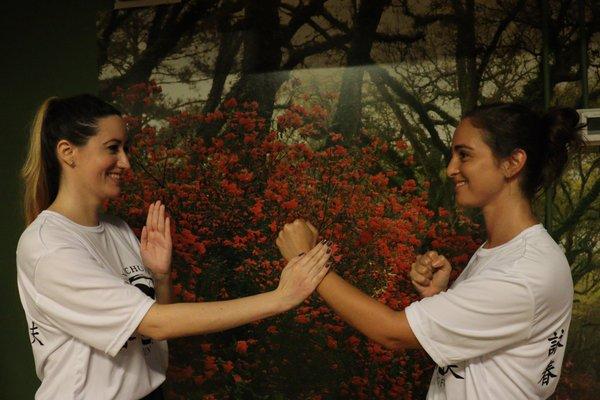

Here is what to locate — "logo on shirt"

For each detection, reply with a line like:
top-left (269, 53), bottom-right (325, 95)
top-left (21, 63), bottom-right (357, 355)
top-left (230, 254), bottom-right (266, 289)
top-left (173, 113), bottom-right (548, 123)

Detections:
top-left (435, 364), bottom-right (464, 389)
top-left (539, 328), bottom-right (566, 387)
top-left (121, 265), bottom-right (155, 354)
top-left (438, 365), bottom-right (464, 380)
top-left (29, 321), bottom-right (44, 346)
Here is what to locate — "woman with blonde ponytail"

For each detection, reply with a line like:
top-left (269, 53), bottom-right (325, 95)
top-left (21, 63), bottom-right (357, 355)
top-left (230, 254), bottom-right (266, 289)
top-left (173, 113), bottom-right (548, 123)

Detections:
top-left (16, 94), bottom-right (331, 400)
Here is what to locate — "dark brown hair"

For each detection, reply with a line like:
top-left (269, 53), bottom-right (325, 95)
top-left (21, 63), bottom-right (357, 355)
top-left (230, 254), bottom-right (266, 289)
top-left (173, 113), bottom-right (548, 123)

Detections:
top-left (464, 103), bottom-right (585, 199)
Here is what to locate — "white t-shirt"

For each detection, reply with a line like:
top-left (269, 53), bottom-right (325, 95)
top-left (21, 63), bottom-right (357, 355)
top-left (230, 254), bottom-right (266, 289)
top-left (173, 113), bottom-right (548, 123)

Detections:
top-left (16, 210), bottom-right (168, 400)
top-left (405, 224), bottom-right (572, 399)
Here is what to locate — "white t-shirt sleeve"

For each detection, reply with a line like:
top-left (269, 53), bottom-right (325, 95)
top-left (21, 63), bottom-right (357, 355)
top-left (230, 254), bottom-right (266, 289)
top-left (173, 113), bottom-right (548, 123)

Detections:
top-left (33, 245), bottom-right (155, 357)
top-left (405, 271), bottom-right (535, 367)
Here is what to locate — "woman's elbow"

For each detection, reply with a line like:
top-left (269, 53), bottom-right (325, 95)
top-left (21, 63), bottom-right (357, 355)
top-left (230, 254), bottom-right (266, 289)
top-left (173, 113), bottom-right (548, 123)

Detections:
top-left (140, 326), bottom-right (168, 341)
top-left (379, 333), bottom-right (422, 351)
top-left (137, 304), bottom-right (169, 341)
top-left (376, 313), bottom-right (420, 350)
top-left (378, 336), bottom-right (406, 351)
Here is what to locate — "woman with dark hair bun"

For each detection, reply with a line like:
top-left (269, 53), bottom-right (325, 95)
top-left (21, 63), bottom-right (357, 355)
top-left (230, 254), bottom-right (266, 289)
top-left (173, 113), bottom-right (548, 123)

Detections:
top-left (17, 94), bottom-right (331, 400)
top-left (277, 103), bottom-right (584, 399)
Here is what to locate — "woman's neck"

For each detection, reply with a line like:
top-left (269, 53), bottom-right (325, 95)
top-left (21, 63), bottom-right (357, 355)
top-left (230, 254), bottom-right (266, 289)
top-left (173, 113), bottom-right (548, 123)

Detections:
top-left (481, 193), bottom-right (538, 249)
top-left (48, 187), bottom-right (102, 227)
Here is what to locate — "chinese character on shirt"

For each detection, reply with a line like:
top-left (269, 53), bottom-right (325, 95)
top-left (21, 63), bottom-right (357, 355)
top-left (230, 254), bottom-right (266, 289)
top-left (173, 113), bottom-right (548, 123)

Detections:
top-left (29, 321), bottom-right (44, 346)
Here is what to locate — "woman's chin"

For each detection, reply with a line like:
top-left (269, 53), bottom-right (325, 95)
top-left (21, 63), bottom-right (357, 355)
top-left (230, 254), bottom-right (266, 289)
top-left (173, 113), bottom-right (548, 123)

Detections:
top-left (104, 187), bottom-right (122, 200)
top-left (454, 195), bottom-right (479, 209)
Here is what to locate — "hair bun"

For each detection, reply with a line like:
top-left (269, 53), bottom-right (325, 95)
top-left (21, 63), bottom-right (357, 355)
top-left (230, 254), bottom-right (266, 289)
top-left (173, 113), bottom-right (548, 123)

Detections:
top-left (540, 107), bottom-right (585, 187)
top-left (542, 108), bottom-right (583, 147)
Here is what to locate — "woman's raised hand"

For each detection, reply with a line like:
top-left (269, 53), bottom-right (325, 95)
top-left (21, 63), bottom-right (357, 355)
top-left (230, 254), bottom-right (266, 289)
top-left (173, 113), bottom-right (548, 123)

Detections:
top-left (275, 241), bottom-right (331, 310)
top-left (140, 200), bottom-right (172, 278)
top-left (409, 251), bottom-right (451, 298)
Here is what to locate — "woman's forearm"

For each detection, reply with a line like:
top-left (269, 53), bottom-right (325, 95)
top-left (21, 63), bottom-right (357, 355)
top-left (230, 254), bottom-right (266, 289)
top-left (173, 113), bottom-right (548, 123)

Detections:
top-left (138, 290), bottom-right (288, 340)
top-left (139, 242), bottom-right (331, 340)
top-left (317, 272), bottom-right (421, 350)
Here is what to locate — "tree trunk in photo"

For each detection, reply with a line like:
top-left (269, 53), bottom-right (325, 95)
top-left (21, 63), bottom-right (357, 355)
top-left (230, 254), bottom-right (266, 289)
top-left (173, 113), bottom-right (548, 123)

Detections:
top-left (453, 0), bottom-right (479, 115)
top-left (203, 22), bottom-right (243, 114)
top-left (332, 0), bottom-right (390, 143)
top-left (228, 0), bottom-right (285, 122)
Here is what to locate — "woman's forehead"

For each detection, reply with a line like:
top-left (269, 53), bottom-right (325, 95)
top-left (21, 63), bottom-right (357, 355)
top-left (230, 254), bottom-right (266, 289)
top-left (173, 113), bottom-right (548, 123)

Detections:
top-left (452, 119), bottom-right (487, 146)
top-left (93, 115), bottom-right (127, 141)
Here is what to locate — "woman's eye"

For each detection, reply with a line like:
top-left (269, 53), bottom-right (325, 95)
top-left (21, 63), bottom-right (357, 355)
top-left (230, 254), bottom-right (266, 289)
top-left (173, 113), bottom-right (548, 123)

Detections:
top-left (459, 151), bottom-right (469, 160)
top-left (108, 145), bottom-right (119, 153)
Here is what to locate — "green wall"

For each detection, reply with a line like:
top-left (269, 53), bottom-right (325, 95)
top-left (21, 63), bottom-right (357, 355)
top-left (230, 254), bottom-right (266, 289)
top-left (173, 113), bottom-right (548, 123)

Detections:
top-left (0, 1), bottom-right (108, 397)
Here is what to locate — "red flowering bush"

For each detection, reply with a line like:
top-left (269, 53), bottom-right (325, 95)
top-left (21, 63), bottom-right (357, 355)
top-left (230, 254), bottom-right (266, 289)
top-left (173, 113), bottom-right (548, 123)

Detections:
top-left (109, 83), bottom-right (480, 399)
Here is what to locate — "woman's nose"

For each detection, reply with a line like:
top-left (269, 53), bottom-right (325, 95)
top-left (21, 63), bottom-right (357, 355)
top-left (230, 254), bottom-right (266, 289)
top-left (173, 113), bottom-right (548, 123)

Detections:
top-left (119, 151), bottom-right (131, 170)
top-left (446, 156), bottom-right (458, 178)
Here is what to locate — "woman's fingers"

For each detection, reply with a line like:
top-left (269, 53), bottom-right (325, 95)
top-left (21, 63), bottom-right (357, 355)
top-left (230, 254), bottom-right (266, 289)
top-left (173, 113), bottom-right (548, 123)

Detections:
top-left (158, 204), bottom-right (165, 233)
top-left (141, 226), bottom-right (148, 250)
top-left (146, 201), bottom-right (159, 232)
top-left (410, 268), bottom-right (430, 286)
top-left (297, 243), bottom-right (327, 274)
top-left (308, 245), bottom-right (330, 276)
top-left (152, 201), bottom-right (161, 232)
top-left (411, 279), bottom-right (429, 292)
top-left (146, 202), bottom-right (154, 231)
top-left (286, 253), bottom-right (304, 269)
top-left (165, 216), bottom-right (172, 244)
top-left (145, 200), bottom-right (170, 237)
top-left (284, 242), bottom-right (327, 277)
top-left (410, 260), bottom-right (431, 285)
top-left (301, 241), bottom-right (326, 262)
top-left (417, 264), bottom-right (433, 279)
top-left (433, 255), bottom-right (449, 269)
top-left (312, 263), bottom-right (330, 285)
top-left (414, 254), bottom-right (434, 276)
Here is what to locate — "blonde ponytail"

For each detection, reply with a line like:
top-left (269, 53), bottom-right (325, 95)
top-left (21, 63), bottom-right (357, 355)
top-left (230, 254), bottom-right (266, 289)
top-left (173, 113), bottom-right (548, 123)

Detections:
top-left (21, 97), bottom-right (56, 225)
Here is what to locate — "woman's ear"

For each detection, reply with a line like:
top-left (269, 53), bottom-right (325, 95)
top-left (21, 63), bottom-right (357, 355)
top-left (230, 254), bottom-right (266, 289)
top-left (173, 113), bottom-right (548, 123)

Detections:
top-left (502, 148), bottom-right (527, 179)
top-left (56, 139), bottom-right (76, 168)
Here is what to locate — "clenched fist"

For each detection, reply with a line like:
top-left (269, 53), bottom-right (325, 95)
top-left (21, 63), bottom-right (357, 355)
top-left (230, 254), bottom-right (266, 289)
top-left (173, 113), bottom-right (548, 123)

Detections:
top-left (410, 251), bottom-right (451, 298)
top-left (276, 219), bottom-right (319, 261)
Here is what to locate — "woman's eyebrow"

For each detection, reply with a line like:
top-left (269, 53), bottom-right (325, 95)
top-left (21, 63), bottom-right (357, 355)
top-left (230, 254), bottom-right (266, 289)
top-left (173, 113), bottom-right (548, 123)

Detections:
top-left (103, 139), bottom-right (123, 145)
top-left (452, 144), bottom-right (474, 151)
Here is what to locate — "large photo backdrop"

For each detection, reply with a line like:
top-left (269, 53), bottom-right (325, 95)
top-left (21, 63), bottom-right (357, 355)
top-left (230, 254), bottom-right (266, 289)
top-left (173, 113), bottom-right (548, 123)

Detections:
top-left (98, 1), bottom-right (600, 398)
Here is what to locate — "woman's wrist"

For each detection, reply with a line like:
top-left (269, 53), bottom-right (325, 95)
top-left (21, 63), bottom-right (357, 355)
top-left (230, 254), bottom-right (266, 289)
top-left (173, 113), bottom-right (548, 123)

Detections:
top-left (270, 288), bottom-right (297, 314)
top-left (152, 270), bottom-right (172, 283)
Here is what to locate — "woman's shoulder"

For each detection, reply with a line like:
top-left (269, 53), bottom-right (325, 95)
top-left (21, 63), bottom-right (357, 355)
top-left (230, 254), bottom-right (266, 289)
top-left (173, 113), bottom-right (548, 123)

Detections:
top-left (492, 225), bottom-right (566, 270)
top-left (17, 212), bottom-right (74, 267)
top-left (509, 226), bottom-right (572, 304)
top-left (519, 226), bottom-right (568, 270)
top-left (19, 211), bottom-right (80, 251)
top-left (483, 225), bottom-right (571, 290)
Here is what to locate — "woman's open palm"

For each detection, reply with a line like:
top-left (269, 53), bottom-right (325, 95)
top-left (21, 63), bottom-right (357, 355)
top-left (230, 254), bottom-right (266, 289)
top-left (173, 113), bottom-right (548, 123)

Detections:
top-left (140, 201), bottom-right (172, 277)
